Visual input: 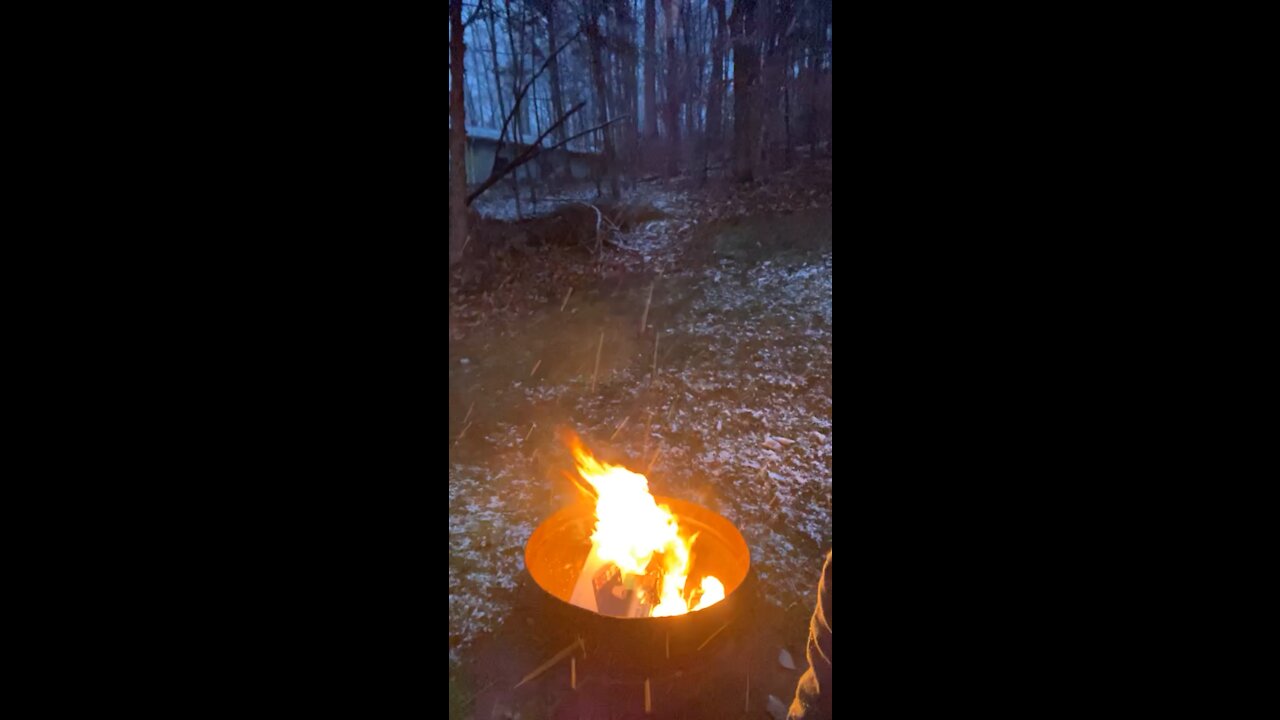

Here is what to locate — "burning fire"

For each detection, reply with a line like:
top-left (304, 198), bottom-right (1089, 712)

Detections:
top-left (566, 435), bottom-right (725, 617)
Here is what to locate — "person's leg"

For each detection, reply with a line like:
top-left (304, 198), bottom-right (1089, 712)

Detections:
top-left (788, 550), bottom-right (832, 720)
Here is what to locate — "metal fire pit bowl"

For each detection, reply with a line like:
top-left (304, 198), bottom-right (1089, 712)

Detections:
top-left (524, 496), bottom-right (754, 673)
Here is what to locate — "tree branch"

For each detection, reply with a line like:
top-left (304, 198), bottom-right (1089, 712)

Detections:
top-left (467, 102), bottom-right (587, 206)
top-left (493, 26), bottom-right (585, 156)
top-left (462, 3), bottom-right (486, 29)
top-left (542, 114), bottom-right (629, 155)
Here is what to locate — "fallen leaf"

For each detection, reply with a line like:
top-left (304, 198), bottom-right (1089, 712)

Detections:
top-left (778, 648), bottom-right (797, 670)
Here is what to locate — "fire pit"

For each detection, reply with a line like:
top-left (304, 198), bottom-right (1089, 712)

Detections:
top-left (522, 436), bottom-right (754, 675)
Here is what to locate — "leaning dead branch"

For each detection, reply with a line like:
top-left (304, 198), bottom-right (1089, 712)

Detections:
top-left (466, 110), bottom-right (629, 207)
top-left (490, 27), bottom-right (584, 158)
top-left (646, 445), bottom-right (662, 474)
top-left (466, 101), bottom-right (586, 206)
top-left (697, 621), bottom-right (731, 651)
top-left (609, 416), bottom-right (630, 440)
top-left (453, 421), bottom-right (472, 447)
top-left (542, 114), bottom-right (629, 155)
top-left (639, 281), bottom-right (655, 334)
top-left (590, 331), bottom-right (604, 393)
top-left (514, 637), bottom-right (583, 689)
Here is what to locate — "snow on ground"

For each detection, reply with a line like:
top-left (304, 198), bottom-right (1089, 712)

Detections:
top-left (450, 171), bottom-right (832, 665)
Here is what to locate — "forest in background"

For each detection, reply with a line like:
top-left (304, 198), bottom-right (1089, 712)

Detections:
top-left (449, 0), bottom-right (833, 264)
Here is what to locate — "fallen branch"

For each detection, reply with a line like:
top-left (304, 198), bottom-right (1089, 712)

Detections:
top-left (602, 236), bottom-right (642, 254)
top-left (590, 331), bottom-right (604, 393)
top-left (575, 202), bottom-right (603, 255)
top-left (610, 416), bottom-right (630, 441)
top-left (453, 422), bottom-right (472, 447)
top-left (639, 282), bottom-right (655, 334)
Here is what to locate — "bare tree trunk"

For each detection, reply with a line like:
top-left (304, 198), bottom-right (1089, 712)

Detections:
top-left (486, 1), bottom-right (509, 146)
top-left (529, 43), bottom-right (545, 201)
top-left (614, 0), bottom-right (640, 171)
top-left (752, 0), bottom-right (773, 178)
top-left (682, 0), bottom-right (699, 142)
top-left (485, 0), bottom-right (524, 214)
top-left (706, 0), bottom-right (726, 169)
top-left (584, 2), bottom-right (620, 198)
top-left (542, 1), bottom-right (568, 147)
top-left (756, 0), bottom-right (774, 177)
top-left (662, 0), bottom-right (681, 177)
top-left (758, 0), bottom-right (796, 178)
top-left (809, 1), bottom-right (823, 165)
top-left (449, 0), bottom-right (469, 266)
top-left (732, 0), bottom-right (759, 182)
top-left (784, 46), bottom-right (792, 169)
top-left (478, 25), bottom-right (501, 126)
top-left (643, 0), bottom-right (658, 143)
top-left (516, 2), bottom-right (539, 210)
top-left (503, 0), bottom-right (525, 218)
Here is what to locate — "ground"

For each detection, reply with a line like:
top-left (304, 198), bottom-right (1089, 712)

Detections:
top-left (450, 163), bottom-right (832, 719)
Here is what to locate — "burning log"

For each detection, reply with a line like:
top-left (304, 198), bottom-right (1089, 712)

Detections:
top-left (569, 543), bottom-right (661, 617)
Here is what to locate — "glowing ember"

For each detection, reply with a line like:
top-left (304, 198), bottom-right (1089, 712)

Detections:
top-left (566, 434), bottom-right (725, 617)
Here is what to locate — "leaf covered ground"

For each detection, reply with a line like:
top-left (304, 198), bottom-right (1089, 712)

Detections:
top-left (449, 165), bottom-right (833, 692)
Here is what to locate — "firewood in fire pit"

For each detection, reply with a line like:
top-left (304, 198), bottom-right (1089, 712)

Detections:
top-left (569, 542), bottom-right (661, 617)
top-left (590, 562), bottom-right (661, 618)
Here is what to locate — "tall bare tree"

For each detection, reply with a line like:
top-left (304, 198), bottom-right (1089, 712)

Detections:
top-left (643, 0), bottom-right (658, 142)
top-left (732, 0), bottom-right (760, 182)
top-left (706, 0), bottom-right (726, 159)
top-left (613, 0), bottom-right (640, 167)
top-left (504, 0), bottom-right (529, 215)
top-left (483, 0), bottom-right (525, 215)
top-left (451, 0), bottom-right (830, 197)
top-left (449, 0), bottom-right (469, 265)
top-left (533, 0), bottom-right (569, 147)
top-left (681, 0), bottom-right (699, 140)
top-left (757, 0), bottom-right (797, 174)
top-left (662, 0), bottom-right (682, 176)
top-left (584, 1), bottom-right (620, 197)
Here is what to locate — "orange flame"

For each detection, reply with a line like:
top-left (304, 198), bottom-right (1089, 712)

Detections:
top-left (566, 433), bottom-right (725, 616)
